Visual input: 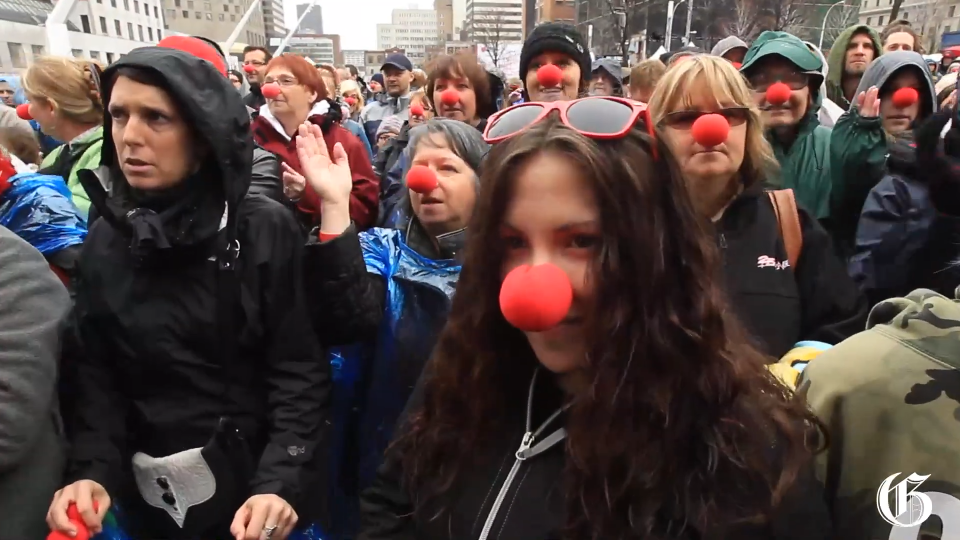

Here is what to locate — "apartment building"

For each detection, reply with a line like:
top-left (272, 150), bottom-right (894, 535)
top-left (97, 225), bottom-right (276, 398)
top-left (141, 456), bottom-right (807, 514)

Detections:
top-left (161, 0), bottom-right (266, 46)
top-left (377, 8), bottom-right (439, 66)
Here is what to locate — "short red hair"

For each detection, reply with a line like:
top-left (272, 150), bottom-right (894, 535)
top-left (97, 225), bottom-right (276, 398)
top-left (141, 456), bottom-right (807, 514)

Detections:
top-left (265, 54), bottom-right (327, 101)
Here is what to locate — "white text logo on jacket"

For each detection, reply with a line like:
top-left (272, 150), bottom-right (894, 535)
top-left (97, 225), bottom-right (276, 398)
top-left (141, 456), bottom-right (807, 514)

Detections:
top-left (757, 255), bottom-right (789, 270)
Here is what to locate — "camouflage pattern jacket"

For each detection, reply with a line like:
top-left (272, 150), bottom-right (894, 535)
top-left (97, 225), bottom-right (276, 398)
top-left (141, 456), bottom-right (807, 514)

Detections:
top-left (802, 289), bottom-right (960, 540)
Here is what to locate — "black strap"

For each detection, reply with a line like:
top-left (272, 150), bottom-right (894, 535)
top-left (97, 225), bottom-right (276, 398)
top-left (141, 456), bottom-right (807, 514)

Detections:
top-left (215, 210), bottom-right (241, 416)
top-left (39, 139), bottom-right (98, 180)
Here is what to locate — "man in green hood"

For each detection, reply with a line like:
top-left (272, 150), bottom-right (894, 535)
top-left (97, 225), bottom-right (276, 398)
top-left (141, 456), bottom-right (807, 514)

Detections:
top-left (825, 25), bottom-right (882, 108)
top-left (740, 31), bottom-right (833, 218)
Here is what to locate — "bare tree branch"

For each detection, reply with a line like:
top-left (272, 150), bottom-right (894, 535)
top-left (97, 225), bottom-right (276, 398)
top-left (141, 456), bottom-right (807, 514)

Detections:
top-left (889, 0), bottom-right (904, 20)
top-left (768, 0), bottom-right (807, 34)
top-left (915, 0), bottom-right (947, 52)
top-left (725, 0), bottom-right (760, 40)
top-left (472, 11), bottom-right (510, 67)
top-left (821, 0), bottom-right (860, 48)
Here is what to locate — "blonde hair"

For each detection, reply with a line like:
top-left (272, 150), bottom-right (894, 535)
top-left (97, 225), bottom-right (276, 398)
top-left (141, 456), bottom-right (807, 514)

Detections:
top-left (647, 55), bottom-right (778, 188)
top-left (409, 89), bottom-right (433, 118)
top-left (412, 68), bottom-right (427, 89)
top-left (22, 56), bottom-right (103, 126)
top-left (339, 79), bottom-right (365, 110)
top-left (629, 59), bottom-right (666, 94)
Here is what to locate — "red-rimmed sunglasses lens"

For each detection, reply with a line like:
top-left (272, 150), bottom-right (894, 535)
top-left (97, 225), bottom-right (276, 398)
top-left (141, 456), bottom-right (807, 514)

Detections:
top-left (566, 98), bottom-right (638, 135)
top-left (486, 104), bottom-right (545, 140)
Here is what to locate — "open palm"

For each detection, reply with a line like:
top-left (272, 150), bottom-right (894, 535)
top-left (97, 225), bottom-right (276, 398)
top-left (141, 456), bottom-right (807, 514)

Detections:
top-left (296, 123), bottom-right (353, 205)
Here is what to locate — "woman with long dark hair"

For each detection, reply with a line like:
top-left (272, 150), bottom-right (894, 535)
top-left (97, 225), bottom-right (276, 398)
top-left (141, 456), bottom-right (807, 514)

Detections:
top-left (346, 98), bottom-right (829, 539)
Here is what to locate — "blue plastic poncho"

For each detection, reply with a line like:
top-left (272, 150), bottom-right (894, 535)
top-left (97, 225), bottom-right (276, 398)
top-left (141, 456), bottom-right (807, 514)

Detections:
top-left (326, 227), bottom-right (461, 540)
top-left (0, 172), bottom-right (86, 255)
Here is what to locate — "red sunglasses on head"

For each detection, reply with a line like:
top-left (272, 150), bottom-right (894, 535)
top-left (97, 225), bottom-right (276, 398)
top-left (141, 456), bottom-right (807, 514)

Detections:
top-left (482, 96), bottom-right (656, 148)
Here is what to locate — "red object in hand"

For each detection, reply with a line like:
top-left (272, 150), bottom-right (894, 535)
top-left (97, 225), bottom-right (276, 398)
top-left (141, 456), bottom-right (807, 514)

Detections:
top-left (261, 83), bottom-right (282, 100)
top-left (536, 64), bottom-right (563, 88)
top-left (15, 103), bottom-right (31, 120)
top-left (410, 103), bottom-right (425, 117)
top-left (765, 82), bottom-right (792, 106)
top-left (731, 61), bottom-right (743, 69)
top-left (691, 113), bottom-right (730, 148)
top-left (344, 96), bottom-right (357, 106)
top-left (500, 264), bottom-right (573, 332)
top-left (0, 153), bottom-right (16, 197)
top-left (243, 64), bottom-right (256, 73)
top-left (47, 502), bottom-right (98, 540)
top-left (440, 89), bottom-right (460, 106)
top-left (892, 87), bottom-right (919, 109)
top-left (406, 165), bottom-right (438, 194)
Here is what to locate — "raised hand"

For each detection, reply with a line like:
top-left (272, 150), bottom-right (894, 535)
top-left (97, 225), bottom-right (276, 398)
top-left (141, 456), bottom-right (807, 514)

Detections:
top-left (855, 86), bottom-right (881, 118)
top-left (295, 122), bottom-right (353, 206)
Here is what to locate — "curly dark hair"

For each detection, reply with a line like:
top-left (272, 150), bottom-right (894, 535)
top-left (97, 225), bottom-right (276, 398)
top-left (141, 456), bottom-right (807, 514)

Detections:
top-left (393, 116), bottom-right (822, 539)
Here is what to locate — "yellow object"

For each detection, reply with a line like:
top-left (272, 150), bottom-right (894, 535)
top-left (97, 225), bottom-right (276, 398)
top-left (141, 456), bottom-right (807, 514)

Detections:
top-left (767, 345), bottom-right (831, 391)
top-left (768, 362), bottom-right (802, 390)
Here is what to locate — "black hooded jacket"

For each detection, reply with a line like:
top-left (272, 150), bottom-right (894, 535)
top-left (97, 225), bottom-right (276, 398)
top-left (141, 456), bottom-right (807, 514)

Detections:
top-left (67, 47), bottom-right (330, 532)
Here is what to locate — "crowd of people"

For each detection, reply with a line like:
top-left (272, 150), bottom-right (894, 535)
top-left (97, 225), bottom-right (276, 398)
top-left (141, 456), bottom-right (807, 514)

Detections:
top-left (0, 15), bottom-right (958, 540)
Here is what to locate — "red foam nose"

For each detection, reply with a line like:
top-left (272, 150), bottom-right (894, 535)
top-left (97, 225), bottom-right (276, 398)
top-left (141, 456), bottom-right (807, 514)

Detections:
top-left (16, 103), bottom-right (31, 120)
top-left (344, 96), bottom-right (357, 106)
top-left (500, 264), bottom-right (573, 332)
top-left (765, 82), bottom-right (792, 106)
top-left (406, 165), bottom-right (438, 194)
top-left (731, 61), bottom-right (742, 69)
top-left (892, 87), bottom-right (919, 109)
top-left (261, 83), bottom-right (282, 100)
top-left (440, 89), bottom-right (459, 106)
top-left (691, 113), bottom-right (730, 148)
top-left (48, 502), bottom-right (97, 540)
top-left (410, 103), bottom-right (425, 117)
top-left (243, 64), bottom-right (256, 73)
top-left (536, 64), bottom-right (563, 88)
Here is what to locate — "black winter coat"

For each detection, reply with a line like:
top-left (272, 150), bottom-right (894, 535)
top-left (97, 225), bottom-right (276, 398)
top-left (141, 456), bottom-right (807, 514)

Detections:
top-left (67, 48), bottom-right (331, 538)
top-left (717, 183), bottom-right (868, 359)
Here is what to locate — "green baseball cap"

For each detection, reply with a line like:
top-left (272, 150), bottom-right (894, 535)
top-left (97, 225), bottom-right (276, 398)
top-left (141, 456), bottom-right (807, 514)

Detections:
top-left (740, 31), bottom-right (823, 77)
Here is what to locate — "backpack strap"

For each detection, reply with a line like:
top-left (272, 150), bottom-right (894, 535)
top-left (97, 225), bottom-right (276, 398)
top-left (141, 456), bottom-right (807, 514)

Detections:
top-left (767, 189), bottom-right (803, 269)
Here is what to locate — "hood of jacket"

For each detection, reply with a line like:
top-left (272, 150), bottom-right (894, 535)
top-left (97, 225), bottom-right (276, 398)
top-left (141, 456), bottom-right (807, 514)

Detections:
top-left (853, 51), bottom-right (937, 120)
top-left (87, 46), bottom-right (253, 254)
top-left (804, 41), bottom-right (830, 93)
top-left (711, 36), bottom-right (748, 58)
top-left (826, 25), bottom-right (881, 99)
top-left (592, 58), bottom-right (623, 87)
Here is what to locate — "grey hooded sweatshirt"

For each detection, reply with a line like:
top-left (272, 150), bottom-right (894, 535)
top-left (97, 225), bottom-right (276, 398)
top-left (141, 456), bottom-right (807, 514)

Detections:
top-left (0, 226), bottom-right (69, 538)
top-left (711, 36), bottom-right (748, 58)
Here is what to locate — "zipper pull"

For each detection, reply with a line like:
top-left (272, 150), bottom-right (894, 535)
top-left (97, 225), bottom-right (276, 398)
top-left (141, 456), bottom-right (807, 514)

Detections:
top-left (515, 431), bottom-right (534, 461)
top-left (719, 233), bottom-right (727, 249)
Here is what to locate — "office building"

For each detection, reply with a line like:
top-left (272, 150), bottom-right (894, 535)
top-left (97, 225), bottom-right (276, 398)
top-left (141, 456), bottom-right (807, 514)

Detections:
top-left (161, 0), bottom-right (266, 46)
top-left (342, 49), bottom-right (365, 69)
top-left (522, 0), bottom-right (573, 34)
top-left (465, 0), bottom-right (523, 46)
top-left (261, 0), bottom-right (286, 40)
top-left (376, 7), bottom-right (439, 66)
top-left (295, 3), bottom-right (322, 34)
top-left (364, 49), bottom-right (385, 77)
top-left (0, 0), bottom-right (164, 68)
top-left (859, 0), bottom-right (959, 50)
top-left (287, 33), bottom-right (341, 65)
top-left (435, 0), bottom-right (453, 39)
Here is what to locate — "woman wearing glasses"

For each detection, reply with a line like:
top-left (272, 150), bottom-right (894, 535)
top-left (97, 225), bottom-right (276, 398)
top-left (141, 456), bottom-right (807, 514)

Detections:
top-left (649, 55), bottom-right (866, 360)
top-left (346, 96), bottom-right (830, 539)
top-left (252, 54), bottom-right (379, 231)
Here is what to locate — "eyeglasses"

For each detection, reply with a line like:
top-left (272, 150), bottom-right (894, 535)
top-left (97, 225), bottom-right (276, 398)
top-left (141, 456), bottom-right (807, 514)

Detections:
top-left (243, 60), bottom-right (266, 67)
top-left (658, 107), bottom-right (751, 130)
top-left (482, 96), bottom-right (654, 145)
top-left (747, 72), bottom-right (809, 93)
top-left (263, 76), bottom-right (299, 87)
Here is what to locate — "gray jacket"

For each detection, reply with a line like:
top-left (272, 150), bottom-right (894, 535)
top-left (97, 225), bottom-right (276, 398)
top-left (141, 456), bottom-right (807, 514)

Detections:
top-left (0, 226), bottom-right (69, 539)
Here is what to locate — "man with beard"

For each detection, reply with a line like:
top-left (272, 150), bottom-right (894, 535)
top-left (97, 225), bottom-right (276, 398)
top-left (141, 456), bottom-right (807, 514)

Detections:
top-left (740, 31), bottom-right (833, 219)
top-left (825, 25), bottom-right (881, 108)
top-left (359, 53), bottom-right (414, 145)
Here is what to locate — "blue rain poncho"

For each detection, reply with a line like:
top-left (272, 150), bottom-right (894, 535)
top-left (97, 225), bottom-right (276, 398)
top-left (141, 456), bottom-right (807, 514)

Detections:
top-left (0, 172), bottom-right (86, 256)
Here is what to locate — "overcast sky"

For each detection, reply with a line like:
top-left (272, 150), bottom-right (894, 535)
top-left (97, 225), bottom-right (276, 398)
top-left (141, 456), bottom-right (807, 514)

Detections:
top-left (283, 0), bottom-right (434, 50)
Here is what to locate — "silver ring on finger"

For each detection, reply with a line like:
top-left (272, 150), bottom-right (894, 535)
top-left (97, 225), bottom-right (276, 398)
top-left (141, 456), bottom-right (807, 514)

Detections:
top-left (263, 524), bottom-right (278, 539)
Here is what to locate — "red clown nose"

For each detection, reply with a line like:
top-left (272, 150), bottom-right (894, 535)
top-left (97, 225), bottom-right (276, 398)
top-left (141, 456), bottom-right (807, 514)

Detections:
top-left (243, 64), bottom-right (256, 74)
top-left (406, 165), bottom-right (438, 194)
top-left (691, 113), bottom-right (730, 148)
top-left (731, 61), bottom-right (742, 69)
top-left (536, 64), bottom-right (563, 88)
top-left (261, 83), bottom-right (282, 100)
top-left (344, 96), bottom-right (357, 106)
top-left (410, 103), bottom-right (425, 117)
top-left (47, 502), bottom-right (98, 540)
top-left (500, 264), bottom-right (573, 332)
top-left (892, 87), bottom-right (919, 109)
top-left (440, 89), bottom-right (460, 106)
top-left (16, 103), bottom-right (31, 120)
top-left (765, 82), bottom-right (792, 106)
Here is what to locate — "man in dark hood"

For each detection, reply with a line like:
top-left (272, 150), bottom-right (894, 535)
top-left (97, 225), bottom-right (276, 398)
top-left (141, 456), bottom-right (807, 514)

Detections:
top-left (589, 57), bottom-right (624, 96)
top-left (826, 25), bottom-right (882, 108)
top-left (48, 46), bottom-right (330, 540)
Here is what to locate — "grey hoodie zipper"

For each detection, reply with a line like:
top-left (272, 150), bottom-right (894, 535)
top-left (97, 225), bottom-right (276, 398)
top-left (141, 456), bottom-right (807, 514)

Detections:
top-left (477, 370), bottom-right (567, 540)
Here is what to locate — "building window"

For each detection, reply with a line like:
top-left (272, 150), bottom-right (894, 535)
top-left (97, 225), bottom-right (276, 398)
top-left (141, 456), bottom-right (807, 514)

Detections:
top-left (187, 0), bottom-right (193, 8)
top-left (106, 52), bottom-right (114, 64)
top-left (903, 11), bottom-right (907, 19)
top-left (205, 12), bottom-right (211, 19)
top-left (98, 16), bottom-right (107, 34)
top-left (134, 0), bottom-right (139, 12)
top-left (223, 4), bottom-right (228, 10)
top-left (878, 15), bottom-right (884, 24)
top-left (204, 1), bottom-right (210, 9)
top-left (866, 16), bottom-right (871, 25)
top-left (157, 29), bottom-right (162, 39)
top-left (31, 44), bottom-right (44, 58)
top-left (128, 22), bottom-right (134, 37)
top-left (167, 9), bottom-right (175, 17)
top-left (235, 5), bottom-right (240, 12)
top-left (114, 19), bottom-right (122, 36)
top-left (154, 5), bottom-right (158, 17)
top-left (71, 48), bottom-right (83, 58)
top-left (8, 43), bottom-right (25, 68)
top-left (139, 25), bottom-right (144, 40)
top-left (90, 50), bottom-right (100, 61)
top-left (123, 0), bottom-right (129, 9)
top-left (194, 11), bottom-right (200, 18)
top-left (182, 10), bottom-right (188, 17)
top-left (230, 14), bottom-right (235, 21)
top-left (948, 25), bottom-right (953, 32)
top-left (148, 27), bottom-right (153, 40)
top-left (80, 15), bottom-right (91, 33)
top-left (218, 12), bottom-right (224, 20)
top-left (951, 6), bottom-right (957, 17)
